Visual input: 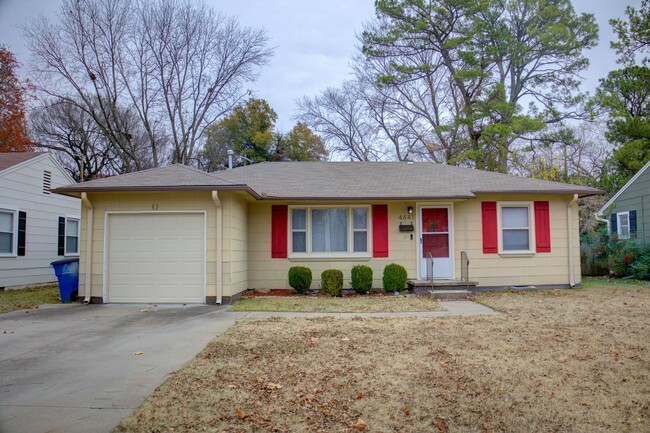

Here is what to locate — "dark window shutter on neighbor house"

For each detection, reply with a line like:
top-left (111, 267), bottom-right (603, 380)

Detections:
top-left (271, 205), bottom-right (288, 258)
top-left (372, 204), bottom-right (389, 257)
top-left (610, 214), bottom-right (617, 235)
top-left (17, 211), bottom-right (26, 256)
top-left (481, 202), bottom-right (498, 254)
top-left (58, 217), bottom-right (65, 256)
top-left (534, 201), bottom-right (551, 252)
top-left (630, 210), bottom-right (637, 235)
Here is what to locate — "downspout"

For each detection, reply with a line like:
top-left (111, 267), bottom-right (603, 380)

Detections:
top-left (594, 212), bottom-right (610, 233)
top-left (567, 194), bottom-right (579, 288)
top-left (211, 191), bottom-right (223, 305)
top-left (80, 193), bottom-right (93, 304)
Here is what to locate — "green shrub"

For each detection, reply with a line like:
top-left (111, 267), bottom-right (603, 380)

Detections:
top-left (288, 266), bottom-right (312, 294)
top-left (321, 269), bottom-right (343, 297)
top-left (383, 263), bottom-right (407, 293)
top-left (631, 246), bottom-right (650, 280)
top-left (351, 265), bottom-right (373, 294)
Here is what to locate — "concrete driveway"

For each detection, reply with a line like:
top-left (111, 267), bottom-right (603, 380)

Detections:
top-left (0, 304), bottom-right (243, 433)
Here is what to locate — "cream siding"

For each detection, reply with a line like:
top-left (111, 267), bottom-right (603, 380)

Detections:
top-left (247, 195), bottom-right (580, 290)
top-left (0, 155), bottom-right (80, 288)
top-left (455, 194), bottom-right (580, 287)
top-left (220, 192), bottom-right (249, 297)
top-left (248, 201), bottom-right (417, 290)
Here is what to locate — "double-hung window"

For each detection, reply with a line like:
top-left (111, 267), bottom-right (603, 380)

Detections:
top-left (499, 203), bottom-right (534, 253)
top-left (0, 209), bottom-right (17, 256)
top-left (617, 212), bottom-right (630, 239)
top-left (66, 218), bottom-right (80, 255)
top-left (290, 206), bottom-right (370, 257)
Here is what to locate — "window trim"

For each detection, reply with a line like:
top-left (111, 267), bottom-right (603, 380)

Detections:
top-left (64, 216), bottom-right (81, 257)
top-left (497, 202), bottom-right (536, 255)
top-left (0, 207), bottom-right (18, 257)
top-left (617, 211), bottom-right (630, 240)
top-left (288, 205), bottom-right (372, 258)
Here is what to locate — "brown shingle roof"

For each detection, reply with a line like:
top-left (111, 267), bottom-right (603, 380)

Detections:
top-left (214, 162), bottom-right (601, 199)
top-left (53, 161), bottom-right (602, 199)
top-left (0, 152), bottom-right (44, 172)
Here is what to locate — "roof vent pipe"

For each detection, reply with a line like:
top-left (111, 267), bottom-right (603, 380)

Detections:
top-left (227, 149), bottom-right (234, 170)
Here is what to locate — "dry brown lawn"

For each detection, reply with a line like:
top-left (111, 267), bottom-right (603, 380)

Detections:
top-left (116, 279), bottom-right (650, 433)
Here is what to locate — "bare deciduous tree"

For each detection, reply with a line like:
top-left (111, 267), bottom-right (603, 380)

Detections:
top-left (297, 82), bottom-right (384, 161)
top-left (24, 0), bottom-right (272, 172)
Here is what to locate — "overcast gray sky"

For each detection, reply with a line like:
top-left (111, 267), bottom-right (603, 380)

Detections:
top-left (0, 0), bottom-right (640, 131)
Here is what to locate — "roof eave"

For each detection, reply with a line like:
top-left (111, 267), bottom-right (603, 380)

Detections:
top-left (473, 189), bottom-right (603, 198)
top-left (51, 184), bottom-right (262, 199)
top-left (596, 159), bottom-right (650, 217)
top-left (258, 195), bottom-right (477, 201)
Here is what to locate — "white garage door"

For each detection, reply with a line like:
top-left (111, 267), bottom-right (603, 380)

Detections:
top-left (107, 213), bottom-right (205, 303)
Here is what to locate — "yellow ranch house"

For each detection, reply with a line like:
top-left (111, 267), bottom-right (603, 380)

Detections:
top-left (53, 162), bottom-right (601, 304)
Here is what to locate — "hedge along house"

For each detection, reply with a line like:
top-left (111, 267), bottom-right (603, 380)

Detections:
top-left (53, 162), bottom-right (600, 304)
top-left (596, 159), bottom-right (650, 245)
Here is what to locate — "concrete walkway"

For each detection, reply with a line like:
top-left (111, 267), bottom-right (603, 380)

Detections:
top-left (0, 300), bottom-right (494, 433)
top-left (238, 300), bottom-right (497, 318)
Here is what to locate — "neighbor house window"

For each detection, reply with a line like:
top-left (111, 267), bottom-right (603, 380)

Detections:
top-left (499, 203), bottom-right (533, 252)
top-left (65, 218), bottom-right (80, 255)
top-left (290, 206), bottom-right (370, 256)
top-left (0, 209), bottom-right (17, 255)
top-left (617, 212), bottom-right (630, 239)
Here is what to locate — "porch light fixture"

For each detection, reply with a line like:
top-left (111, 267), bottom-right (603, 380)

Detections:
top-left (407, 206), bottom-right (414, 214)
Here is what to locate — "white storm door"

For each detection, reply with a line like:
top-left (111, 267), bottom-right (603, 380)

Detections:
top-left (419, 207), bottom-right (452, 279)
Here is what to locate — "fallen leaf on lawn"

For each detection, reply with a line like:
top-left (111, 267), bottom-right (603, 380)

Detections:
top-left (264, 382), bottom-right (283, 390)
top-left (354, 392), bottom-right (365, 399)
top-left (234, 407), bottom-right (251, 419)
top-left (434, 416), bottom-right (448, 432)
top-left (401, 405), bottom-right (410, 416)
top-left (354, 419), bottom-right (368, 430)
top-left (133, 351), bottom-right (144, 356)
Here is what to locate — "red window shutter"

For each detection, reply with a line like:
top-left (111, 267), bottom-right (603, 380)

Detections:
top-left (481, 202), bottom-right (498, 254)
top-left (372, 204), bottom-right (389, 258)
top-left (534, 201), bottom-right (551, 253)
top-left (271, 205), bottom-right (288, 258)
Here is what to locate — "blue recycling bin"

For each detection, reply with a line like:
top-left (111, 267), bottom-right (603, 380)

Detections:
top-left (50, 258), bottom-right (79, 303)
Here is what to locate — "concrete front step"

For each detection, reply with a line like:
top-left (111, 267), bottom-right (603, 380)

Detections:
top-left (407, 279), bottom-right (477, 296)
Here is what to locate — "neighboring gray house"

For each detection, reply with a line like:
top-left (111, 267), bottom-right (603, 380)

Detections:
top-left (597, 159), bottom-right (650, 245)
top-left (0, 153), bottom-right (81, 288)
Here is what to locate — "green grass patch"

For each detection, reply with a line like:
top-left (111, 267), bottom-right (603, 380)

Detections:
top-left (228, 296), bottom-right (444, 313)
top-left (581, 276), bottom-right (650, 290)
top-left (0, 285), bottom-right (61, 314)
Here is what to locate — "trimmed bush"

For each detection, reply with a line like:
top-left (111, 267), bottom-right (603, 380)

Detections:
top-left (351, 265), bottom-right (373, 294)
top-left (288, 266), bottom-right (312, 294)
top-left (383, 263), bottom-right (407, 293)
top-left (321, 269), bottom-right (343, 297)
top-left (631, 246), bottom-right (650, 280)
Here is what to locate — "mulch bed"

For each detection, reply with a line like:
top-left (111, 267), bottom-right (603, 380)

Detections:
top-left (241, 289), bottom-right (416, 298)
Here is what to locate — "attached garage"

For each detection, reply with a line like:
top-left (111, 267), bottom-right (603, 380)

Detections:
top-left (106, 212), bottom-right (206, 303)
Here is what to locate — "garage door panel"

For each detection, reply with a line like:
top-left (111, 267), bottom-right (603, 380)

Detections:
top-left (107, 213), bottom-right (205, 303)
